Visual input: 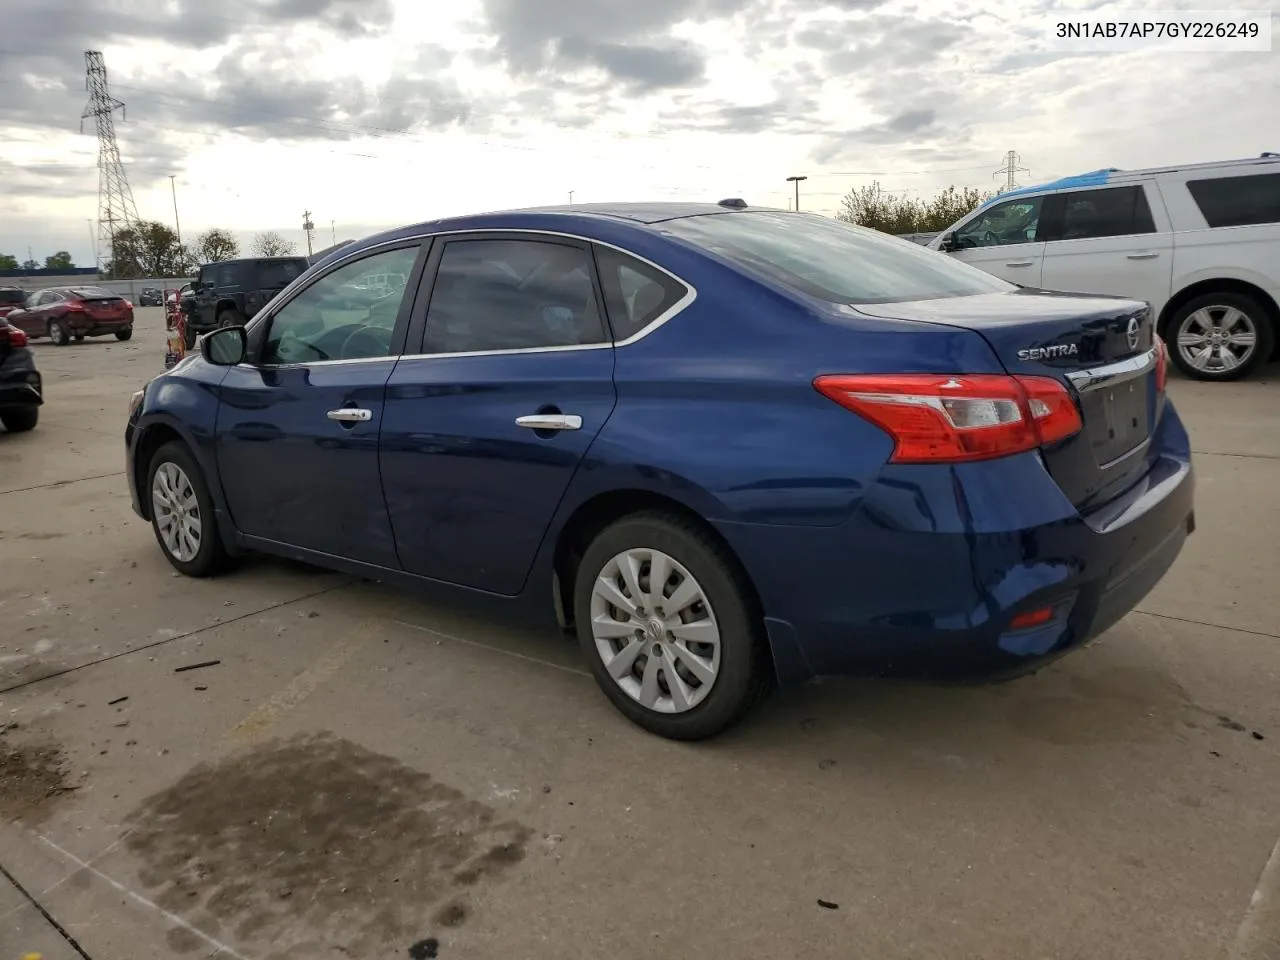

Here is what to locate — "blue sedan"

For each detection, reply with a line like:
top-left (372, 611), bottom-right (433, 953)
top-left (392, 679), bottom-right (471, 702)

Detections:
top-left (125, 202), bottom-right (1195, 740)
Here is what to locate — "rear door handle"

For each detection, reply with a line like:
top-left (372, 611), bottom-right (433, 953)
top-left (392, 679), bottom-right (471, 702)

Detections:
top-left (326, 408), bottom-right (373, 423)
top-left (1126, 252), bottom-right (1159, 260)
top-left (515, 414), bottom-right (582, 431)
top-left (1004, 260), bottom-right (1035, 267)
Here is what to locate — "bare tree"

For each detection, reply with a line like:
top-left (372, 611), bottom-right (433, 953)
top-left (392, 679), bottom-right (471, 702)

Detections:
top-left (252, 231), bottom-right (297, 257)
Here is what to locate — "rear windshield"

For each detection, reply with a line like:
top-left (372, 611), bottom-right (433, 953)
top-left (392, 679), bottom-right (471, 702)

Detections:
top-left (662, 211), bottom-right (1013, 303)
top-left (256, 261), bottom-right (308, 288)
top-left (0, 289), bottom-right (26, 304)
top-left (70, 286), bottom-right (119, 300)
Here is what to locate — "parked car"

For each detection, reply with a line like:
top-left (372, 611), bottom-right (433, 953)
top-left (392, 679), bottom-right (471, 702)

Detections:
top-left (138, 287), bottom-right (164, 306)
top-left (0, 320), bottom-right (42, 432)
top-left (183, 257), bottom-right (310, 349)
top-left (0, 286), bottom-right (28, 320)
top-left (7, 286), bottom-right (134, 345)
top-left (126, 202), bottom-right (1195, 740)
top-left (929, 153), bottom-right (1280, 381)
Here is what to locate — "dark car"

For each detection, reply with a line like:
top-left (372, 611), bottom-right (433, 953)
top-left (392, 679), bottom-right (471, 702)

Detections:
top-left (139, 287), bottom-right (164, 306)
top-left (125, 202), bottom-right (1194, 740)
top-left (0, 286), bottom-right (28, 320)
top-left (183, 257), bottom-right (310, 348)
top-left (7, 286), bottom-right (134, 345)
top-left (0, 320), bottom-right (42, 432)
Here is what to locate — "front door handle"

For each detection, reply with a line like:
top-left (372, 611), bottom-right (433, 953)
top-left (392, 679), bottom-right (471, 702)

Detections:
top-left (327, 408), bottom-right (373, 423)
top-left (1126, 252), bottom-right (1159, 260)
top-left (1004, 260), bottom-right (1035, 267)
top-left (515, 414), bottom-right (582, 431)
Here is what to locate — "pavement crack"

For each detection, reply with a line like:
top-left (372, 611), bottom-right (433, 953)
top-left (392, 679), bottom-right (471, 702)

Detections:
top-left (0, 580), bottom-right (354, 695)
top-left (1, 471), bottom-right (127, 496)
top-left (0, 858), bottom-right (95, 959)
top-left (1190, 450), bottom-right (1280, 462)
top-left (1132, 608), bottom-right (1280, 641)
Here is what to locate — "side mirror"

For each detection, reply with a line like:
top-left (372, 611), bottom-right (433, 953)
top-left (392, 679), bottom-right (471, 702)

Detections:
top-left (940, 233), bottom-right (958, 252)
top-left (200, 325), bottom-right (246, 366)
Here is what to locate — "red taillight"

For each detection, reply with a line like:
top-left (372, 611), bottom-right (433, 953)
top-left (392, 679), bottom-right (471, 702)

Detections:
top-left (813, 373), bottom-right (1083, 463)
top-left (1010, 606), bottom-right (1056, 630)
top-left (2, 325), bottom-right (27, 347)
top-left (1154, 339), bottom-right (1168, 393)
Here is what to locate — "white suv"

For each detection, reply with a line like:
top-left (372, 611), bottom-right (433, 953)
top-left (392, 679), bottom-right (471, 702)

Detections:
top-left (929, 154), bottom-right (1280, 381)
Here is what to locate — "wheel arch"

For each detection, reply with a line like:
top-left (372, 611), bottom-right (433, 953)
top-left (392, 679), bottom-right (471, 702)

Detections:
top-left (1158, 278), bottom-right (1280, 358)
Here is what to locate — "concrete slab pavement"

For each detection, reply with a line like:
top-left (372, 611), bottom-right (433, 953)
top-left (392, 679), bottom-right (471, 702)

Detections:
top-left (1, 311), bottom-right (1278, 960)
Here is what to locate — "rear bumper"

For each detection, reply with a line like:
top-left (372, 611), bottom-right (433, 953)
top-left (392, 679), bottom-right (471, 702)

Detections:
top-left (0, 349), bottom-right (42, 408)
top-left (68, 316), bottom-right (131, 334)
top-left (715, 407), bottom-right (1195, 684)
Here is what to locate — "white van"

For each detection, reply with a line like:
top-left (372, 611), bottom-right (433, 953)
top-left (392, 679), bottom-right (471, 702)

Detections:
top-left (929, 154), bottom-right (1280, 381)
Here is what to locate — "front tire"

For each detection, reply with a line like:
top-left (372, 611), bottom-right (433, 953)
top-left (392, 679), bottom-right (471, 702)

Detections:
top-left (217, 309), bottom-right (245, 329)
top-left (182, 323), bottom-right (197, 350)
top-left (0, 407), bottom-right (38, 432)
top-left (146, 441), bottom-right (230, 577)
top-left (115, 327), bottom-right (133, 341)
top-left (1165, 292), bottom-right (1275, 382)
top-left (48, 320), bottom-right (70, 346)
top-left (573, 511), bottom-right (771, 740)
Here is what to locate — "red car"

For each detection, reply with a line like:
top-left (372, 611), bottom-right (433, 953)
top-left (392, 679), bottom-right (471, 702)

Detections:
top-left (7, 286), bottom-right (134, 345)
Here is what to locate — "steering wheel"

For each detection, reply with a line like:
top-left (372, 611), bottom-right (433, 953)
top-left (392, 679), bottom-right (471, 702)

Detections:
top-left (983, 230), bottom-right (999, 244)
top-left (340, 325), bottom-right (391, 360)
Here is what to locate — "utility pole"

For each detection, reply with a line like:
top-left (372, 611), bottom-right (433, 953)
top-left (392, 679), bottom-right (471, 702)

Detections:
top-left (568, 190), bottom-right (575, 205)
top-left (81, 51), bottom-right (140, 277)
top-left (994, 150), bottom-right (1029, 193)
top-left (787, 175), bottom-right (808, 212)
top-left (302, 210), bottom-right (315, 258)
top-left (168, 175), bottom-right (181, 243)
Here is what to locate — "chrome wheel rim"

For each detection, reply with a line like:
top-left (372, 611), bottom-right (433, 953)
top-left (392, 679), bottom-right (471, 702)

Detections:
top-left (1176, 305), bottom-right (1257, 374)
top-left (151, 462), bottom-right (202, 562)
top-left (590, 548), bottom-right (721, 714)
top-left (49, 321), bottom-right (63, 341)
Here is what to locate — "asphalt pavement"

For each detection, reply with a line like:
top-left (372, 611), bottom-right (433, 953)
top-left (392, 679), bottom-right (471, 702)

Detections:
top-left (1, 307), bottom-right (1278, 960)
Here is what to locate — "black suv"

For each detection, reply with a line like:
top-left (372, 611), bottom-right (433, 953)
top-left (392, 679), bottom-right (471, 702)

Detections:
top-left (183, 257), bottom-right (309, 347)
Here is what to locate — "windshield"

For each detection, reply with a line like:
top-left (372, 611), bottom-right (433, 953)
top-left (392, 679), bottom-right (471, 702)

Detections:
top-left (70, 286), bottom-right (119, 300)
top-left (256, 261), bottom-right (308, 288)
top-left (662, 211), bottom-right (1014, 304)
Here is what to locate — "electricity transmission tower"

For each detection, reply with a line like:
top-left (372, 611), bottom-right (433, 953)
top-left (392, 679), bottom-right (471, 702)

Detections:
top-left (81, 51), bottom-right (139, 276)
top-left (994, 150), bottom-right (1030, 193)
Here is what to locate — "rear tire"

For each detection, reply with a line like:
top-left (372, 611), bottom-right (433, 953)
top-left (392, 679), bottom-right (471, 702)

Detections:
top-left (1165, 292), bottom-right (1275, 382)
top-left (146, 440), bottom-right (231, 578)
top-left (573, 511), bottom-right (772, 740)
top-left (115, 327), bottom-right (133, 341)
top-left (48, 320), bottom-right (70, 346)
top-left (0, 407), bottom-right (38, 433)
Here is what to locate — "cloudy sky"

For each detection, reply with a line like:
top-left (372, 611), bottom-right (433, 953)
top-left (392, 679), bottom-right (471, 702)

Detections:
top-left (1, 0), bottom-right (1276, 267)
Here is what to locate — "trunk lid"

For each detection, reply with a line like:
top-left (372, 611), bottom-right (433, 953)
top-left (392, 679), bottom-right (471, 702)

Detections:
top-left (854, 289), bottom-right (1160, 512)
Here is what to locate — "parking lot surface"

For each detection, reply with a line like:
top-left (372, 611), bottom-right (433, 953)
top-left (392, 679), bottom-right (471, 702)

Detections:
top-left (2, 307), bottom-right (1278, 960)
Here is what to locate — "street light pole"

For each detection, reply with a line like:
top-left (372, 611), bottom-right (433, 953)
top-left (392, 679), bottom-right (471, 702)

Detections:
top-left (569, 190), bottom-right (575, 205)
top-left (168, 175), bottom-right (181, 243)
top-left (786, 175), bottom-right (808, 213)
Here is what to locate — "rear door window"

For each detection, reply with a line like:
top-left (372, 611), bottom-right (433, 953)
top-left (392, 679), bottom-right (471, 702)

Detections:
top-left (594, 247), bottom-right (689, 341)
top-left (1050, 186), bottom-right (1156, 241)
top-left (1187, 172), bottom-right (1280, 227)
top-left (421, 238), bottom-right (606, 353)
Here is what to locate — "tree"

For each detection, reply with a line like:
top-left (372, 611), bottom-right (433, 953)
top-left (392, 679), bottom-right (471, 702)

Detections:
top-left (44, 251), bottom-right (75, 270)
top-left (252, 231), bottom-right (297, 257)
top-left (837, 182), bottom-right (993, 235)
top-left (20, 258), bottom-right (38, 271)
top-left (107, 221), bottom-right (187, 278)
top-left (0, 254), bottom-right (17, 270)
top-left (194, 228), bottom-right (239, 264)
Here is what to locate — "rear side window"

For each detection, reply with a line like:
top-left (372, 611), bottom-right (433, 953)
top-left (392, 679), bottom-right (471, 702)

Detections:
top-left (1187, 172), bottom-right (1280, 228)
top-left (1055, 186), bottom-right (1156, 241)
top-left (421, 239), bottom-right (606, 354)
top-left (594, 247), bottom-right (688, 341)
top-left (664, 211), bottom-right (1012, 303)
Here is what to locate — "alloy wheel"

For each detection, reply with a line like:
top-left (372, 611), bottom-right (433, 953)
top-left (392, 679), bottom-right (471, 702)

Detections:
top-left (151, 461), bottom-right (202, 562)
top-left (589, 547), bottom-right (721, 714)
top-left (1176, 305), bottom-right (1258, 374)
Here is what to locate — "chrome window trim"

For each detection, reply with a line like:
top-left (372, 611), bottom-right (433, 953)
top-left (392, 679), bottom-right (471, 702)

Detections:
top-left (1065, 346), bottom-right (1157, 393)
top-left (243, 227), bottom-right (698, 370)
